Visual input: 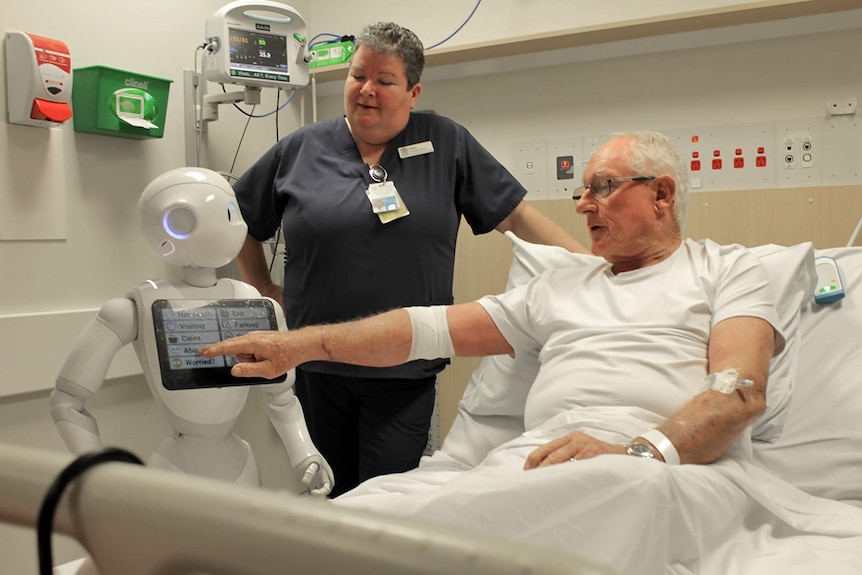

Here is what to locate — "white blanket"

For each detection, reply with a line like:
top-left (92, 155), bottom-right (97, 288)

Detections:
top-left (337, 407), bottom-right (862, 575)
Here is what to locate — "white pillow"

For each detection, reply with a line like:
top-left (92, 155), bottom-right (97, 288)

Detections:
top-left (754, 247), bottom-right (862, 503)
top-left (453, 234), bottom-right (814, 443)
top-left (747, 243), bottom-right (816, 442)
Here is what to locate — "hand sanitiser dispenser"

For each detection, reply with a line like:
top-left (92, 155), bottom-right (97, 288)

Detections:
top-left (5, 31), bottom-right (73, 128)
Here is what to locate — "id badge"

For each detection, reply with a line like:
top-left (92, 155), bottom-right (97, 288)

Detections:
top-left (377, 188), bottom-right (409, 224)
top-left (366, 181), bottom-right (400, 213)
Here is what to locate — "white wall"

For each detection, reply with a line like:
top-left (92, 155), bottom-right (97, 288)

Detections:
top-left (1, 0), bottom-right (861, 572)
top-left (0, 1), bottom-right (310, 572)
top-left (308, 0), bottom-right (813, 50)
top-left (311, 8), bottom-right (862, 173)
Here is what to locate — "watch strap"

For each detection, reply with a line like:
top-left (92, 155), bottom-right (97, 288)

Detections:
top-left (639, 429), bottom-right (680, 465)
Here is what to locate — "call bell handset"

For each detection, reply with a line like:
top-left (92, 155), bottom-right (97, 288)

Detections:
top-left (203, 0), bottom-right (310, 91)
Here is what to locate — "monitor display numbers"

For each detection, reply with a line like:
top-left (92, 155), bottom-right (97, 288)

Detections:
top-left (227, 27), bottom-right (288, 73)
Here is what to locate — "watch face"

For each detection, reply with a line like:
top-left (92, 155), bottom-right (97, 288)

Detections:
top-left (626, 443), bottom-right (655, 458)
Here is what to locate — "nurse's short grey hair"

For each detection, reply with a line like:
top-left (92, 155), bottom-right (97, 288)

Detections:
top-left (356, 22), bottom-right (425, 90)
top-left (618, 131), bottom-right (689, 225)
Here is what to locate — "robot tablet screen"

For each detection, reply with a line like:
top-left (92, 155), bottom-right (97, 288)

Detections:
top-left (152, 299), bottom-right (287, 390)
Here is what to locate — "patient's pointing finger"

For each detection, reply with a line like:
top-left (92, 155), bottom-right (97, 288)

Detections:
top-left (199, 340), bottom-right (244, 357)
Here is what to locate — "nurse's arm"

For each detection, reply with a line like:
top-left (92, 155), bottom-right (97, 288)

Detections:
top-left (497, 200), bottom-right (588, 254)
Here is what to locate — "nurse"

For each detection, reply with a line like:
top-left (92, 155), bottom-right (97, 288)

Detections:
top-left (231, 21), bottom-right (585, 497)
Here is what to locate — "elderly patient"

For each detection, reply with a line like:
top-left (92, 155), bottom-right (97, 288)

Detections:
top-left (200, 132), bottom-right (784, 574)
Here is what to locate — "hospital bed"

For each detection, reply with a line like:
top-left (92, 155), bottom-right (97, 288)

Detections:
top-left (338, 233), bottom-right (862, 574)
top-left (2, 236), bottom-right (861, 574)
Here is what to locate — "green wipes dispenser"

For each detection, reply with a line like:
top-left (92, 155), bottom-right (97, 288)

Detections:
top-left (72, 66), bottom-right (172, 139)
top-left (111, 88), bottom-right (159, 129)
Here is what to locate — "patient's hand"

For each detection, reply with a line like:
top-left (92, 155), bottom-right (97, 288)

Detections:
top-left (199, 331), bottom-right (298, 379)
top-left (524, 431), bottom-right (626, 470)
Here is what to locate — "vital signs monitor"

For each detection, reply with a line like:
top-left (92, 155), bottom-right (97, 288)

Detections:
top-left (204, 1), bottom-right (309, 89)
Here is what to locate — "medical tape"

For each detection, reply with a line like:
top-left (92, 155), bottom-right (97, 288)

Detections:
top-left (405, 306), bottom-right (455, 361)
top-left (639, 429), bottom-right (680, 465)
top-left (704, 367), bottom-right (754, 394)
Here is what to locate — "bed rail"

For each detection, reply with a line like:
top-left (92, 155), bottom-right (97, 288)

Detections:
top-left (0, 443), bottom-right (613, 575)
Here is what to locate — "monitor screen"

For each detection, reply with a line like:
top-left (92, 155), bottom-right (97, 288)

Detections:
top-left (228, 27), bottom-right (289, 80)
top-left (152, 299), bottom-right (286, 390)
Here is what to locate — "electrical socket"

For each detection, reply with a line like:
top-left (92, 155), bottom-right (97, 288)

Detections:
top-left (828, 97), bottom-right (857, 116)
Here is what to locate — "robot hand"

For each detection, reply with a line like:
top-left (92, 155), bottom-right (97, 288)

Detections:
top-left (293, 453), bottom-right (334, 497)
top-left (263, 382), bottom-right (335, 497)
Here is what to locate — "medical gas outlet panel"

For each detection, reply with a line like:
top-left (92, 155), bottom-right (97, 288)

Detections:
top-left (513, 115), bottom-right (862, 200)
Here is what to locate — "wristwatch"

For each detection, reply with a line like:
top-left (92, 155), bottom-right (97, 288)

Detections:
top-left (625, 442), bottom-right (657, 459)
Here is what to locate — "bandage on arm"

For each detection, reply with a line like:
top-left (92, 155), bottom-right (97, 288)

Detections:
top-left (703, 367), bottom-right (754, 394)
top-left (405, 306), bottom-right (455, 361)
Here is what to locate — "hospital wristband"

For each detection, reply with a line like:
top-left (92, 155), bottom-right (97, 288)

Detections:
top-left (639, 429), bottom-right (680, 465)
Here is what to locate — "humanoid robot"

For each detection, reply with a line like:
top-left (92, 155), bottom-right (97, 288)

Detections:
top-left (49, 167), bottom-right (333, 495)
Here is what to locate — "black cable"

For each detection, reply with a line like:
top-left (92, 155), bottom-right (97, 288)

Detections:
top-left (271, 89), bottom-right (283, 276)
top-left (37, 448), bottom-right (144, 575)
top-left (269, 225), bottom-right (282, 274)
top-left (229, 104), bottom-right (256, 176)
top-left (275, 88), bottom-right (281, 142)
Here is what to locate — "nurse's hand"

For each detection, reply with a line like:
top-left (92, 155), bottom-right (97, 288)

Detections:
top-left (258, 282), bottom-right (285, 313)
top-left (523, 431), bottom-right (626, 469)
top-left (198, 331), bottom-right (296, 380)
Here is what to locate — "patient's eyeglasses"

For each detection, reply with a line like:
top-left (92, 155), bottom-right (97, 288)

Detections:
top-left (572, 176), bottom-right (656, 201)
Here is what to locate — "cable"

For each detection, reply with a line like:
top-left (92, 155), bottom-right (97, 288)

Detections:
top-left (276, 88), bottom-right (282, 141)
top-left (425, 0), bottom-right (483, 50)
top-left (223, 85), bottom-right (296, 119)
top-left (229, 104), bottom-right (256, 176)
top-left (847, 214), bottom-right (862, 247)
top-left (37, 448), bottom-right (144, 575)
top-left (269, 225), bottom-right (282, 274)
top-left (308, 32), bottom-right (342, 48)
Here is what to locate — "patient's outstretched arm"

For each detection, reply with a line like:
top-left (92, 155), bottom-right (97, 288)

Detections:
top-left (198, 302), bottom-right (511, 380)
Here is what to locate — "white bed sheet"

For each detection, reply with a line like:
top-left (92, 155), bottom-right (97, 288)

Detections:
top-left (336, 239), bottom-right (862, 575)
top-left (338, 408), bottom-right (862, 575)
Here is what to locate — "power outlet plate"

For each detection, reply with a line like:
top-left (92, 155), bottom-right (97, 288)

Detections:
top-left (512, 139), bottom-right (549, 200)
top-left (828, 97), bottom-right (858, 116)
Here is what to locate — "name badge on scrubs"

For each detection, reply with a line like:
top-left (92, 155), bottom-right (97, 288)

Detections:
top-left (367, 163), bottom-right (410, 224)
top-left (366, 181), bottom-right (400, 213)
top-left (398, 141), bottom-right (434, 159)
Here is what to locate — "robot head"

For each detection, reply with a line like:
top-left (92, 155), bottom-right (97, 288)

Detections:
top-left (139, 168), bottom-right (247, 268)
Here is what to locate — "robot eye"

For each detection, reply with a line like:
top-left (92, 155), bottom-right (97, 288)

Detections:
top-left (163, 207), bottom-right (196, 239)
top-left (226, 201), bottom-right (240, 222)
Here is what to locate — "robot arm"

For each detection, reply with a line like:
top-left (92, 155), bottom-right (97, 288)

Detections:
top-left (262, 380), bottom-right (334, 496)
top-left (50, 297), bottom-right (138, 454)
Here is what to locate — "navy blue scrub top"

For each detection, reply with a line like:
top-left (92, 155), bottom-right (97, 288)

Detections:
top-left (234, 112), bottom-right (527, 379)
